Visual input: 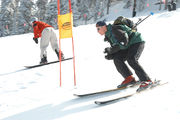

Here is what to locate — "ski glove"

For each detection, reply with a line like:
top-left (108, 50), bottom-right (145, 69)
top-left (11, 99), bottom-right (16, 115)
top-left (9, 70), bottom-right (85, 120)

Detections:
top-left (104, 36), bottom-right (109, 42)
top-left (33, 37), bottom-right (38, 44)
top-left (104, 47), bottom-right (111, 54)
top-left (104, 45), bottom-right (120, 54)
top-left (105, 54), bottom-right (114, 60)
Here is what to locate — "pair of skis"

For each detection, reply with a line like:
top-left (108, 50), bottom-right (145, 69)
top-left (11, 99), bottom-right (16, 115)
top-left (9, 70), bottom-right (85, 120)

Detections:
top-left (74, 80), bottom-right (168, 105)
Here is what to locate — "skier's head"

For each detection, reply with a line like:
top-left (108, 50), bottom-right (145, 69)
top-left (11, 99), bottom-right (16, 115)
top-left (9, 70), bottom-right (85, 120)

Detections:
top-left (31, 17), bottom-right (38, 23)
top-left (96, 21), bottom-right (106, 27)
top-left (96, 21), bottom-right (107, 35)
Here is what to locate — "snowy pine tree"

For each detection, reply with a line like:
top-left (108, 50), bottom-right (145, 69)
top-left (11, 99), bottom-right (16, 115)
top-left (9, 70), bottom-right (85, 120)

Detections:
top-left (17, 0), bottom-right (34, 34)
top-left (123, 0), bottom-right (133, 9)
top-left (0, 0), bottom-right (14, 36)
top-left (36, 0), bottom-right (48, 21)
top-left (72, 0), bottom-right (108, 26)
top-left (44, 0), bottom-right (58, 29)
top-left (137, 0), bottom-right (146, 11)
top-left (94, 0), bottom-right (108, 21)
top-left (76, 0), bottom-right (91, 25)
top-left (60, 0), bottom-right (69, 14)
top-left (12, 0), bottom-right (20, 35)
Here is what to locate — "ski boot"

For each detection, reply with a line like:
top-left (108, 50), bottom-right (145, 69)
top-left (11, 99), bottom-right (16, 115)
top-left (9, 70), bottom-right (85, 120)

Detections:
top-left (40, 55), bottom-right (48, 64)
top-left (136, 80), bottom-right (153, 92)
top-left (117, 75), bottom-right (136, 88)
top-left (55, 49), bottom-right (65, 60)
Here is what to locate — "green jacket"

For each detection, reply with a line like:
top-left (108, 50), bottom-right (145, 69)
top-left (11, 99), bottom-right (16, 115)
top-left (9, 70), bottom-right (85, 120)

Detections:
top-left (105, 24), bottom-right (144, 50)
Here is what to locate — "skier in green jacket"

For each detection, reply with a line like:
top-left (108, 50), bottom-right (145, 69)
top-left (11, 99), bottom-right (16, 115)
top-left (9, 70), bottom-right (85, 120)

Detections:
top-left (96, 21), bottom-right (152, 91)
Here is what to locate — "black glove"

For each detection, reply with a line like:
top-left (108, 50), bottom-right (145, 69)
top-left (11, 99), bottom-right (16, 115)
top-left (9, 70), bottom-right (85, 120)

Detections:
top-left (105, 54), bottom-right (114, 60)
top-left (104, 36), bottom-right (109, 42)
top-left (33, 37), bottom-right (38, 44)
top-left (104, 47), bottom-right (114, 60)
top-left (104, 45), bottom-right (120, 55)
top-left (104, 47), bottom-right (111, 54)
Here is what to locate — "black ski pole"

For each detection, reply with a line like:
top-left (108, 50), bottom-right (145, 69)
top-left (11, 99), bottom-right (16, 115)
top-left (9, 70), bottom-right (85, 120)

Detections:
top-left (133, 12), bottom-right (154, 29)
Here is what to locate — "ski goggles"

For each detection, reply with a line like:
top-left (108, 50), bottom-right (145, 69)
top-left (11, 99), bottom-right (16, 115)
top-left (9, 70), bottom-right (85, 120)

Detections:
top-left (97, 27), bottom-right (102, 31)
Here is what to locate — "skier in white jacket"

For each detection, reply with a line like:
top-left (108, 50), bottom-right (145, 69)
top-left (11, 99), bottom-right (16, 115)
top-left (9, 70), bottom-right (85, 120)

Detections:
top-left (31, 17), bottom-right (64, 64)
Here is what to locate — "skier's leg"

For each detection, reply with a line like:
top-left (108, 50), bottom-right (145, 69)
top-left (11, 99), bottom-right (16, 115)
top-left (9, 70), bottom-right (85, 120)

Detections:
top-left (49, 28), bottom-right (64, 59)
top-left (114, 58), bottom-right (133, 79)
top-left (40, 28), bottom-right (50, 60)
top-left (114, 52), bottom-right (137, 88)
top-left (126, 42), bottom-right (150, 82)
top-left (113, 50), bottom-right (133, 78)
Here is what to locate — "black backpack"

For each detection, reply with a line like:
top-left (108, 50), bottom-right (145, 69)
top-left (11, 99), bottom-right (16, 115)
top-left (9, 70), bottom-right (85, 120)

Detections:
top-left (113, 16), bottom-right (137, 31)
top-left (104, 16), bottom-right (136, 46)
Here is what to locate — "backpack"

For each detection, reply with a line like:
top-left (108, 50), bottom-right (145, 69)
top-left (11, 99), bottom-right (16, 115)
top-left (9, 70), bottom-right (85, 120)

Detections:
top-left (104, 16), bottom-right (136, 46)
top-left (113, 16), bottom-right (137, 31)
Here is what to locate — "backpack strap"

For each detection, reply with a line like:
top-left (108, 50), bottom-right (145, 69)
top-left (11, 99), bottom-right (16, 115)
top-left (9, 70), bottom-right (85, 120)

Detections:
top-left (112, 25), bottom-right (129, 46)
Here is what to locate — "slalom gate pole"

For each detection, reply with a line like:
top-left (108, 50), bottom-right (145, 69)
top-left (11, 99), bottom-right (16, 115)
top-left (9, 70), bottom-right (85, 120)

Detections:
top-left (72, 36), bottom-right (76, 86)
top-left (69, 0), bottom-right (76, 86)
top-left (57, 0), bottom-right (62, 87)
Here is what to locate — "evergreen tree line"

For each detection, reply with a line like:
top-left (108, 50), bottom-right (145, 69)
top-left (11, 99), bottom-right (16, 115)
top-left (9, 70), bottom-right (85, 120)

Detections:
top-left (0, 0), bottom-right (111, 37)
top-left (0, 0), bottom-right (179, 37)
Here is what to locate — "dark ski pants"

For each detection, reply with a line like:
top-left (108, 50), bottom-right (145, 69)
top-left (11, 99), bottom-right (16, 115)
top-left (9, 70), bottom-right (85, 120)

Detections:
top-left (113, 42), bottom-right (150, 82)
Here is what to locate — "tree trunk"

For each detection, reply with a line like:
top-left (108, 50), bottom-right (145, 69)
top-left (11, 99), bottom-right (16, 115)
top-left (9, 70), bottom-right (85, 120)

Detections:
top-left (132, 0), bottom-right (136, 17)
top-left (107, 0), bottom-right (110, 14)
top-left (159, 0), bottom-right (162, 10)
top-left (164, 0), bottom-right (168, 10)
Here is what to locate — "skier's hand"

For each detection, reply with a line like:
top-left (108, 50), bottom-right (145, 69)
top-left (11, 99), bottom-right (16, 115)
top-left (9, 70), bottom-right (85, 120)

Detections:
top-left (104, 47), bottom-right (111, 54)
top-left (105, 54), bottom-right (114, 60)
top-left (33, 37), bottom-right (38, 44)
top-left (104, 45), bottom-right (121, 55)
top-left (104, 36), bottom-right (109, 42)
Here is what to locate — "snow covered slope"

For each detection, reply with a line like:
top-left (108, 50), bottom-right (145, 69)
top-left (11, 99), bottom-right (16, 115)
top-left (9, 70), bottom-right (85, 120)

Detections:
top-left (0, 4), bottom-right (180, 120)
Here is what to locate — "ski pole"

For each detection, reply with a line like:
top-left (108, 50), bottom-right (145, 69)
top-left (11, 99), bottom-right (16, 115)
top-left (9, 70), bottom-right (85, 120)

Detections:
top-left (133, 12), bottom-right (154, 29)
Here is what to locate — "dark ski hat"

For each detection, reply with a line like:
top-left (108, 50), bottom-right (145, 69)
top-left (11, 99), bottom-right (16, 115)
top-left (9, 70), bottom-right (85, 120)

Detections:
top-left (96, 21), bottom-right (106, 27)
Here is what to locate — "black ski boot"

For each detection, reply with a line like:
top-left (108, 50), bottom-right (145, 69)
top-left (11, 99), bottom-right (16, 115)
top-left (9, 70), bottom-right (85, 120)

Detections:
top-left (55, 49), bottom-right (64, 60)
top-left (40, 55), bottom-right (48, 64)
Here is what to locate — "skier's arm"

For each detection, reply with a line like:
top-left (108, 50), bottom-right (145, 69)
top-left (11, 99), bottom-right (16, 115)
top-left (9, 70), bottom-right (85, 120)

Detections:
top-left (33, 23), bottom-right (40, 38)
top-left (32, 24), bottom-right (39, 44)
top-left (112, 25), bottom-right (129, 46)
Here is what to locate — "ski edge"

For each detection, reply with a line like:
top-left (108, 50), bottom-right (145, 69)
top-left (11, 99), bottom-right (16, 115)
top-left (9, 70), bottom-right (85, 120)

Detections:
top-left (74, 82), bottom-right (140, 97)
top-left (94, 93), bottom-right (134, 105)
top-left (24, 57), bottom-right (73, 68)
top-left (73, 86), bottom-right (126, 97)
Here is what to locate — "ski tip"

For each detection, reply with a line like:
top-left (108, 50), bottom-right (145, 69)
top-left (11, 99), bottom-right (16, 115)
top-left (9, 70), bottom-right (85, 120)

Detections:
top-left (94, 101), bottom-right (101, 105)
top-left (73, 94), bottom-right (82, 97)
top-left (73, 94), bottom-right (79, 96)
top-left (24, 66), bottom-right (32, 69)
top-left (62, 57), bottom-right (73, 61)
